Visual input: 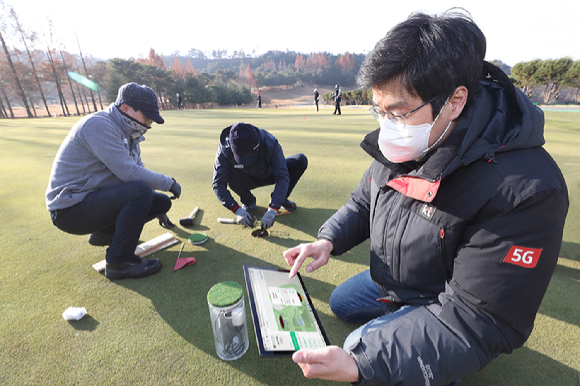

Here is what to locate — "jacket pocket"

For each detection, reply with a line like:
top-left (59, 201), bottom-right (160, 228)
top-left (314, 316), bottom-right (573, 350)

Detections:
top-left (391, 208), bottom-right (448, 294)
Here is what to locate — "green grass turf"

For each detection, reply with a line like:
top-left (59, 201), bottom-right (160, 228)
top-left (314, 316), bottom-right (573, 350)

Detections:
top-left (0, 106), bottom-right (578, 385)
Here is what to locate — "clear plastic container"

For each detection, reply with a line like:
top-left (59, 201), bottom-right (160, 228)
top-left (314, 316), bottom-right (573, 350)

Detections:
top-left (207, 282), bottom-right (249, 360)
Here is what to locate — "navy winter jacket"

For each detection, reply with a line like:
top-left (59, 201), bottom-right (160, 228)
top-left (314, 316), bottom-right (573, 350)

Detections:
top-left (318, 63), bottom-right (569, 385)
top-left (212, 125), bottom-right (289, 212)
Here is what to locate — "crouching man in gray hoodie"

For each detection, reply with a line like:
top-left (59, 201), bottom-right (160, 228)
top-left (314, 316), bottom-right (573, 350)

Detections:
top-left (46, 83), bottom-right (181, 280)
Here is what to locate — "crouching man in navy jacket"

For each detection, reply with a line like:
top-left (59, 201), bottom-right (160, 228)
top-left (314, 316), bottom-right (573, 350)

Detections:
top-left (213, 123), bottom-right (307, 229)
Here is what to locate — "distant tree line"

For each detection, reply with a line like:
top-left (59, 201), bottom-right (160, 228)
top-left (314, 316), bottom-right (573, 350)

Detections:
top-left (1, 0), bottom-right (578, 119)
top-left (509, 58), bottom-right (580, 105)
top-left (320, 59), bottom-right (580, 108)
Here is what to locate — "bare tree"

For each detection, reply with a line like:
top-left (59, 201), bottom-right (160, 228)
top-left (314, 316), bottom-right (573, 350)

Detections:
top-left (46, 47), bottom-right (69, 116)
top-left (60, 51), bottom-right (80, 115)
top-left (42, 18), bottom-right (71, 116)
top-left (0, 96), bottom-right (6, 118)
top-left (0, 23), bottom-right (32, 118)
top-left (9, 7), bottom-right (51, 117)
top-left (76, 33), bottom-right (98, 111)
top-left (73, 59), bottom-right (91, 113)
top-left (0, 77), bottom-right (14, 118)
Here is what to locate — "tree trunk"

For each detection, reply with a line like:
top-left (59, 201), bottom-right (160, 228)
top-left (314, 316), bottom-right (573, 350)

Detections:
top-left (60, 52), bottom-right (80, 116)
top-left (46, 49), bottom-right (68, 116)
top-left (158, 91), bottom-right (167, 110)
top-left (74, 62), bottom-right (90, 113)
top-left (19, 31), bottom-right (51, 117)
top-left (96, 89), bottom-right (104, 110)
top-left (78, 47), bottom-right (98, 111)
top-left (0, 31), bottom-right (33, 117)
top-left (1, 87), bottom-right (14, 118)
top-left (543, 83), bottom-right (561, 105)
top-left (524, 84), bottom-right (535, 99)
top-left (77, 83), bottom-right (88, 114)
top-left (26, 89), bottom-right (37, 117)
top-left (0, 96), bottom-right (7, 118)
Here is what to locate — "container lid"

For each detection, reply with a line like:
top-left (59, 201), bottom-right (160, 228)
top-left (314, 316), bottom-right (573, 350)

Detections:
top-left (207, 281), bottom-right (243, 307)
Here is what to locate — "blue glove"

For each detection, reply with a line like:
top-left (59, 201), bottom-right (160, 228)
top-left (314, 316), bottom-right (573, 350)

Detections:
top-left (260, 208), bottom-right (277, 229)
top-left (235, 207), bottom-right (253, 227)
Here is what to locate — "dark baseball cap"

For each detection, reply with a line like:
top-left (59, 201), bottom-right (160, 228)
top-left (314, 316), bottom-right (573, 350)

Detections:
top-left (115, 83), bottom-right (164, 124)
top-left (229, 123), bottom-right (260, 165)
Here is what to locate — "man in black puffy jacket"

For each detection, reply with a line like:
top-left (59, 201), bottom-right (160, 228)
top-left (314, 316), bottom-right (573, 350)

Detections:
top-left (213, 122), bottom-right (307, 229)
top-left (283, 9), bottom-right (568, 386)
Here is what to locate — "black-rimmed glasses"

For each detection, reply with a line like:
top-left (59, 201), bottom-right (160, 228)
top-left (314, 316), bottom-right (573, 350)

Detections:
top-left (369, 96), bottom-right (437, 128)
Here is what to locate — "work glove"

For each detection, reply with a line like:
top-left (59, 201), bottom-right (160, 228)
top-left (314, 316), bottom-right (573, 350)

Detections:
top-left (260, 208), bottom-right (277, 229)
top-left (169, 179), bottom-right (181, 199)
top-left (158, 213), bottom-right (175, 229)
top-left (235, 207), bottom-right (253, 227)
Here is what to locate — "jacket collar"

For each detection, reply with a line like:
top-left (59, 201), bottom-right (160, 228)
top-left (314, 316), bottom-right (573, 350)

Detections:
top-left (360, 62), bottom-right (543, 202)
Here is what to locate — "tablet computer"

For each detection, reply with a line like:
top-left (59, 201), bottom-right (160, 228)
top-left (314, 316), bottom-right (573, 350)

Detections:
top-left (243, 265), bottom-right (330, 357)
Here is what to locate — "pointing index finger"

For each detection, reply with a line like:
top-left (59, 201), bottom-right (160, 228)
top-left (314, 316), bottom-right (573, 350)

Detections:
top-left (288, 246), bottom-right (309, 278)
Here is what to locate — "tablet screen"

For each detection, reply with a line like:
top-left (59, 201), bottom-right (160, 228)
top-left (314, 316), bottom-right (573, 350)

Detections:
top-left (243, 265), bottom-right (330, 357)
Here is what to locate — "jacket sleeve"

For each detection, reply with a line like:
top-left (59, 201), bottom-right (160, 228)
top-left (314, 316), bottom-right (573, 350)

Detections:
top-left (318, 167), bottom-right (372, 255)
top-left (267, 139), bottom-right (290, 210)
top-left (349, 187), bottom-right (568, 386)
top-left (81, 119), bottom-right (172, 191)
top-left (212, 145), bottom-right (239, 212)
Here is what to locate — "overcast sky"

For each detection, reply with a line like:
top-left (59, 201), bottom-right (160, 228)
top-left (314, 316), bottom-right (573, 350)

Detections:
top-left (6, 0), bottom-right (579, 67)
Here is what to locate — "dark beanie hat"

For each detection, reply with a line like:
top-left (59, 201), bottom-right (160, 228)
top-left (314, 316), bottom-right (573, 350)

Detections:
top-left (229, 123), bottom-right (260, 165)
top-left (115, 83), bottom-right (164, 124)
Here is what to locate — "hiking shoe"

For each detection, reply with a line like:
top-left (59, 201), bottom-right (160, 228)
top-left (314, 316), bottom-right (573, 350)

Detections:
top-left (105, 256), bottom-right (162, 280)
top-left (281, 199), bottom-right (297, 211)
top-left (88, 232), bottom-right (113, 247)
top-left (241, 199), bottom-right (257, 213)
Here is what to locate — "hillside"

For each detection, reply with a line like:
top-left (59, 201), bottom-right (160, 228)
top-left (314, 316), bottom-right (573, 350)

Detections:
top-left (259, 84), bottom-right (335, 107)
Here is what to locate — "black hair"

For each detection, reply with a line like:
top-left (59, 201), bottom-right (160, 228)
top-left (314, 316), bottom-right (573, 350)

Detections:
top-left (357, 9), bottom-right (486, 119)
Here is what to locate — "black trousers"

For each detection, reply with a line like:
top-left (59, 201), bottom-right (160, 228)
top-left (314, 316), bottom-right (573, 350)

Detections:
top-left (334, 100), bottom-right (341, 114)
top-left (228, 153), bottom-right (308, 207)
top-left (50, 181), bottom-right (171, 263)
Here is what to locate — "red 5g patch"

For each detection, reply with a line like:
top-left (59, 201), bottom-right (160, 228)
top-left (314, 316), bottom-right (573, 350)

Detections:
top-left (502, 246), bottom-right (543, 268)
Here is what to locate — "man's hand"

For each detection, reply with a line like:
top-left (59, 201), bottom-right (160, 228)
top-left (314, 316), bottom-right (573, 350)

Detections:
top-left (157, 213), bottom-right (175, 229)
top-left (283, 239), bottom-right (333, 278)
top-left (260, 208), bottom-right (277, 229)
top-left (169, 179), bottom-right (181, 199)
top-left (235, 207), bottom-right (253, 227)
top-left (292, 346), bottom-right (359, 382)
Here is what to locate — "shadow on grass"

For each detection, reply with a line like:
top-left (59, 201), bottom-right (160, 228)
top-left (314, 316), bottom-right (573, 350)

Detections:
top-left (461, 346), bottom-right (578, 385)
top-left (534, 241), bottom-right (580, 330)
top-left (559, 240), bottom-right (580, 262)
top-left (105, 209), bottom-right (580, 385)
top-left (113, 239), bottom-right (341, 385)
top-left (67, 315), bottom-right (99, 332)
top-left (167, 209), bottom-right (211, 235)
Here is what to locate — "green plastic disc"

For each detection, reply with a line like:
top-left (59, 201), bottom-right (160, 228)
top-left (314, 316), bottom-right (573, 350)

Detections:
top-left (207, 281), bottom-right (244, 307)
top-left (188, 232), bottom-right (208, 245)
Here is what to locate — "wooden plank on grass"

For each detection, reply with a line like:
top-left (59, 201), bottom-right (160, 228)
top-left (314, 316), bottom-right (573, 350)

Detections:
top-left (92, 232), bottom-right (178, 272)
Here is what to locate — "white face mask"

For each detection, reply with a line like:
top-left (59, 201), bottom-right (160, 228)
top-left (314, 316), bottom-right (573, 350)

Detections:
top-left (378, 100), bottom-right (451, 163)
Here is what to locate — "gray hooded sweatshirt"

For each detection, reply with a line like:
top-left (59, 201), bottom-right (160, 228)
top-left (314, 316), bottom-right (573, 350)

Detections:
top-left (46, 104), bottom-right (173, 211)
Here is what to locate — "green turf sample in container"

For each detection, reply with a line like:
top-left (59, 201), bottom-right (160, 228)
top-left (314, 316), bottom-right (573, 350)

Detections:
top-left (207, 281), bottom-right (244, 307)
